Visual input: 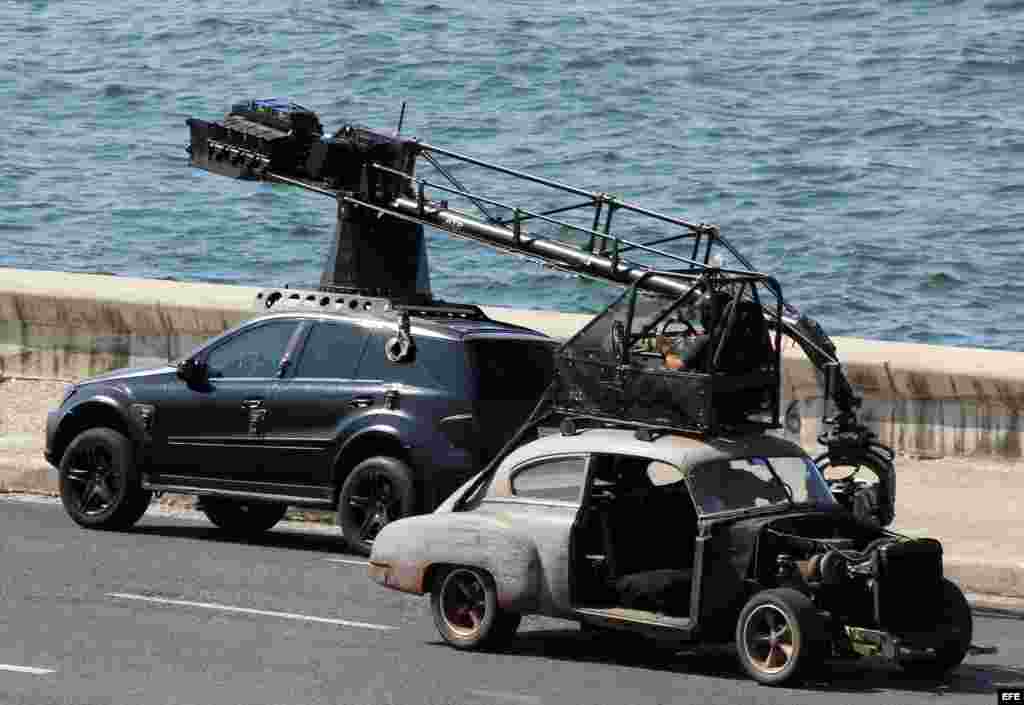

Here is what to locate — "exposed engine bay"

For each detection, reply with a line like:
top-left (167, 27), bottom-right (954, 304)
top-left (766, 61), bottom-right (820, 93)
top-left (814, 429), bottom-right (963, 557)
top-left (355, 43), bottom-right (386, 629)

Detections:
top-left (756, 515), bottom-right (947, 645)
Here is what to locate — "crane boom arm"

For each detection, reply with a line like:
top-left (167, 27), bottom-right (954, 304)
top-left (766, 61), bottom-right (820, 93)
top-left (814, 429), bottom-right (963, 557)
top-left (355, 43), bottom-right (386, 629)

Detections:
top-left (186, 102), bottom-right (862, 419)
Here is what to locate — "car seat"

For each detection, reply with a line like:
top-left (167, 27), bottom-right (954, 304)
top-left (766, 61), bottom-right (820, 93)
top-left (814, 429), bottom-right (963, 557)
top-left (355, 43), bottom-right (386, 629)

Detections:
top-left (709, 300), bottom-right (773, 374)
top-left (599, 474), bottom-right (698, 616)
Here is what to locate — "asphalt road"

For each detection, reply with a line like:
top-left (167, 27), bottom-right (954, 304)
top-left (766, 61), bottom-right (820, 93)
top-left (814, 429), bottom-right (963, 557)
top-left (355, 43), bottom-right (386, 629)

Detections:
top-left (2, 496), bottom-right (1023, 705)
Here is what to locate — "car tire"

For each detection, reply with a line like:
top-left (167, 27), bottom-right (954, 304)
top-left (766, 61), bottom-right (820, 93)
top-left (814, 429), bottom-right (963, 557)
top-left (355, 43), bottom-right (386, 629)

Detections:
top-left (735, 588), bottom-right (827, 686)
top-left (337, 456), bottom-right (416, 557)
top-left (59, 427), bottom-right (152, 530)
top-left (431, 566), bottom-right (521, 650)
top-left (200, 498), bottom-right (288, 534)
top-left (899, 578), bottom-right (972, 679)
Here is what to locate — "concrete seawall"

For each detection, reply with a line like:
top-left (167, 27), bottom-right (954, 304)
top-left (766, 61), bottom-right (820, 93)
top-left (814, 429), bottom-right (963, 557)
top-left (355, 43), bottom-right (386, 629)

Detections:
top-left (1, 266), bottom-right (1022, 462)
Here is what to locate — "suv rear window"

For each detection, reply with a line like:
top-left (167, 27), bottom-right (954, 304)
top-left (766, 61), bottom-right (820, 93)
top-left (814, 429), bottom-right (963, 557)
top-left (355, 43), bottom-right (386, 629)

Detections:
top-left (469, 339), bottom-right (555, 402)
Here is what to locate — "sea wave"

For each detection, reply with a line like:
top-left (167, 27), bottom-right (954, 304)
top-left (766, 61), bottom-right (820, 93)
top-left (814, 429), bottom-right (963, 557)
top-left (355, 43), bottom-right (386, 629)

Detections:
top-left (0, 0), bottom-right (1021, 351)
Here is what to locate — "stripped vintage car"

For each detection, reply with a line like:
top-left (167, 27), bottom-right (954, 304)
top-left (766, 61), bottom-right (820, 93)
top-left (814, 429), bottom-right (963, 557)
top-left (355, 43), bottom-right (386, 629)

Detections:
top-left (369, 425), bottom-right (972, 686)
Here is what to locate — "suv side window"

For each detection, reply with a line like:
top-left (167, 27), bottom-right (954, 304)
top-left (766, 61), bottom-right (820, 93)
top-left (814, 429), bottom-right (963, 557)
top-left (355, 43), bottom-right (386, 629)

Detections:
top-left (357, 330), bottom-right (451, 388)
top-left (206, 320), bottom-right (299, 379)
top-left (293, 320), bottom-right (369, 379)
top-left (510, 455), bottom-right (588, 503)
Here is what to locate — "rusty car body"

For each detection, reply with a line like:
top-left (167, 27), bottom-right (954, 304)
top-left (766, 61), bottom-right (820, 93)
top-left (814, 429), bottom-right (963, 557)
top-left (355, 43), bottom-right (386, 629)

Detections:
top-left (369, 425), bottom-right (971, 686)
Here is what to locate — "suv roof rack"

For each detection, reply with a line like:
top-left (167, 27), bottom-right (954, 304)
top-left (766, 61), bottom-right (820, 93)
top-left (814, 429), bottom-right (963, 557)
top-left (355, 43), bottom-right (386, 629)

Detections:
top-left (390, 300), bottom-right (487, 320)
top-left (255, 286), bottom-right (488, 320)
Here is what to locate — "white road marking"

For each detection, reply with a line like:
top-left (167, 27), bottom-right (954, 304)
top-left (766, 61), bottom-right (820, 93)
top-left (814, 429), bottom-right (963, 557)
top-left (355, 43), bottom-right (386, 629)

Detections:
top-left (325, 558), bottom-right (369, 567)
top-left (0, 664), bottom-right (55, 675)
top-left (107, 592), bottom-right (396, 631)
top-left (0, 495), bottom-right (60, 506)
top-left (467, 689), bottom-right (543, 705)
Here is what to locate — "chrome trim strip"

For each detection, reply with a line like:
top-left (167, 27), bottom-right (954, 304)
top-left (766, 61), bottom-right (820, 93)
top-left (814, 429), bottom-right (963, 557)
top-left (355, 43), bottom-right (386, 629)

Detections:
top-left (482, 497), bottom-right (580, 510)
top-left (463, 333), bottom-right (554, 343)
top-left (690, 533), bottom-right (706, 627)
top-left (574, 607), bottom-right (694, 632)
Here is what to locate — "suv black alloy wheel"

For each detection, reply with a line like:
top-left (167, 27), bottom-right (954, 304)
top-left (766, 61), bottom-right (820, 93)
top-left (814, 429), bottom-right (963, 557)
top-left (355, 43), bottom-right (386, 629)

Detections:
top-left (59, 427), bottom-right (152, 530)
top-left (338, 456), bottom-right (415, 556)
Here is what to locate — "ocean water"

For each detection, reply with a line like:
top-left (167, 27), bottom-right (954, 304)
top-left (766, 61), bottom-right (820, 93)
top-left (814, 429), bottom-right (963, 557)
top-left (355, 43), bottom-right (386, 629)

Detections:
top-left (1, 0), bottom-right (1022, 351)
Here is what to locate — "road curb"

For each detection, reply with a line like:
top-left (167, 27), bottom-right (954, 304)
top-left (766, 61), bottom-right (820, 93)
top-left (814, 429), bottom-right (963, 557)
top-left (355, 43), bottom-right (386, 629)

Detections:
top-left (946, 557), bottom-right (1024, 601)
top-left (0, 460), bottom-right (57, 495)
top-left (967, 596), bottom-right (1024, 620)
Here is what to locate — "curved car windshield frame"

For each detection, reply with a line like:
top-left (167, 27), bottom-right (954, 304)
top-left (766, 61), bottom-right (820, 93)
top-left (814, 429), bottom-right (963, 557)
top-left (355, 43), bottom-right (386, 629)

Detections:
top-left (686, 455), bottom-right (835, 516)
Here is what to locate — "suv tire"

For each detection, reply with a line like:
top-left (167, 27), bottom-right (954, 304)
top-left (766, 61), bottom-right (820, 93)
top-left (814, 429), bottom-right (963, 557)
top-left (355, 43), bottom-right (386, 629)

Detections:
top-left (59, 427), bottom-right (152, 530)
top-left (200, 498), bottom-right (288, 534)
top-left (338, 456), bottom-right (415, 556)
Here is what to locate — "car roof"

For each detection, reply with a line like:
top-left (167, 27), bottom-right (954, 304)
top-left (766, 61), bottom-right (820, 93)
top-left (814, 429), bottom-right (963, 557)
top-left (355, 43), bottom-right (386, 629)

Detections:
top-left (497, 427), bottom-right (809, 473)
top-left (247, 310), bottom-right (552, 342)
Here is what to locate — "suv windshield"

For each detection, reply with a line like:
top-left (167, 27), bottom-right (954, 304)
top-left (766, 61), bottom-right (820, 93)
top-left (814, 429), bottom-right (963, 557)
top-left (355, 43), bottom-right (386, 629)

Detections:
top-left (687, 455), bottom-right (835, 515)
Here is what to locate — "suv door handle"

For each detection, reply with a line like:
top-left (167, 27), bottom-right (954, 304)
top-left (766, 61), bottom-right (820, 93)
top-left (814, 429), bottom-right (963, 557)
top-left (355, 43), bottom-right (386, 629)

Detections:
top-left (241, 399), bottom-right (264, 410)
top-left (349, 397), bottom-right (374, 409)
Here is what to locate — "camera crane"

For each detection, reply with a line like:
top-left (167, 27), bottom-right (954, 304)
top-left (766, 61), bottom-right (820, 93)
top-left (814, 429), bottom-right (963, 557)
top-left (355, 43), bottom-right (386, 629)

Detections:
top-left (186, 99), bottom-right (895, 525)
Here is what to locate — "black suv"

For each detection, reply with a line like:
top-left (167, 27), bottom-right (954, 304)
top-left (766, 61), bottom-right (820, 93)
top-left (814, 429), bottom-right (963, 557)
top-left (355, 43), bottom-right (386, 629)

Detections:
top-left (45, 289), bottom-right (555, 554)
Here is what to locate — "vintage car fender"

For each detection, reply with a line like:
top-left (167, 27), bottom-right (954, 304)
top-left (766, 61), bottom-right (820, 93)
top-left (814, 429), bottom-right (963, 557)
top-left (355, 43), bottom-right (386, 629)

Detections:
top-left (369, 512), bottom-right (543, 612)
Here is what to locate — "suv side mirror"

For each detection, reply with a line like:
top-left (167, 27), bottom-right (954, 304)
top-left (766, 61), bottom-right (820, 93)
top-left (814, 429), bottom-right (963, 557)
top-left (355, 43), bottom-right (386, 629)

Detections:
top-left (176, 358), bottom-right (208, 385)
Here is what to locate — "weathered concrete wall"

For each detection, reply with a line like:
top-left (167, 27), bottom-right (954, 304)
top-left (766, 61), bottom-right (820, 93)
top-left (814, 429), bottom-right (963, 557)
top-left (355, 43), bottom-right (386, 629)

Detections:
top-left (2, 267), bottom-right (1021, 460)
top-left (779, 336), bottom-right (1024, 460)
top-left (0, 269), bottom-right (252, 380)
